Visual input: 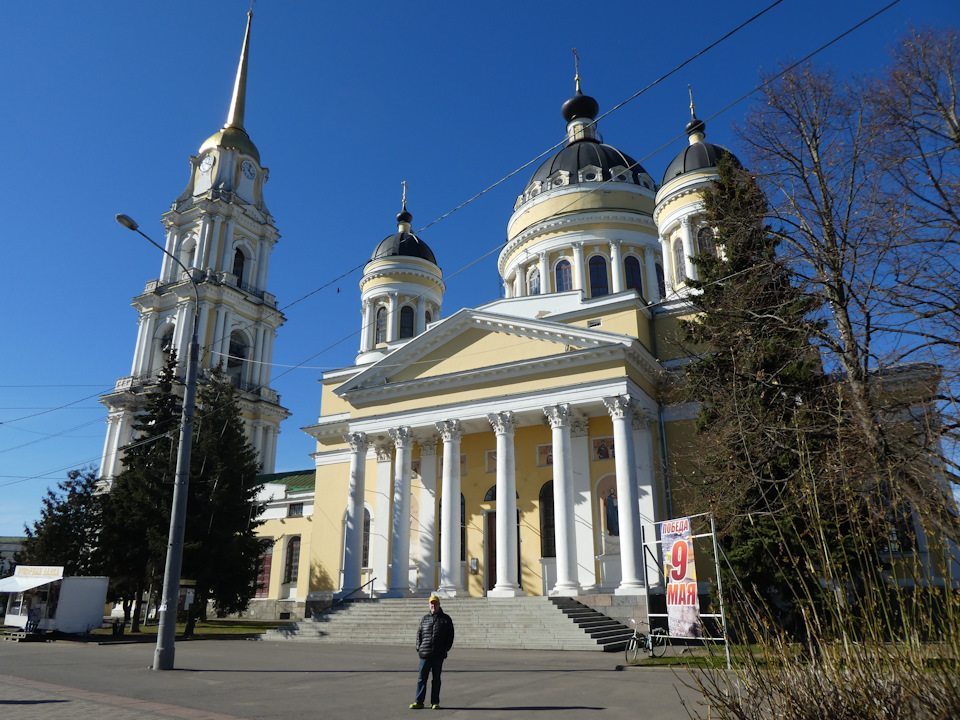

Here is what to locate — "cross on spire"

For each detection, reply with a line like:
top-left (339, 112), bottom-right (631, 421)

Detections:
top-left (573, 48), bottom-right (581, 93)
top-left (688, 84), bottom-right (696, 120)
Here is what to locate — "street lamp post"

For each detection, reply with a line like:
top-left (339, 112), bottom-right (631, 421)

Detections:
top-left (116, 213), bottom-right (200, 671)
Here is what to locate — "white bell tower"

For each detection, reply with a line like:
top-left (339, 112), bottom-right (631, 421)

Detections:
top-left (99, 11), bottom-right (289, 484)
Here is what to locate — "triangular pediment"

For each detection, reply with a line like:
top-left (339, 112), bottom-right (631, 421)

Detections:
top-left (335, 308), bottom-right (634, 397)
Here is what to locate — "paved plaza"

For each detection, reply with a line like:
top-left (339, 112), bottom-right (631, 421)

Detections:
top-left (0, 638), bottom-right (706, 719)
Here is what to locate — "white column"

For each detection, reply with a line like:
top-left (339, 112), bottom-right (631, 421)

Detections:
top-left (387, 292), bottom-right (399, 342)
top-left (372, 443), bottom-right (393, 594)
top-left (417, 438), bottom-right (439, 593)
top-left (132, 312), bottom-right (157, 376)
top-left (99, 411), bottom-right (124, 481)
top-left (659, 234), bottom-right (674, 295)
top-left (603, 395), bottom-right (645, 594)
top-left (261, 329), bottom-right (275, 389)
top-left (256, 237), bottom-right (272, 291)
top-left (680, 218), bottom-right (697, 282)
top-left (251, 326), bottom-right (265, 387)
top-left (543, 404), bottom-right (580, 595)
top-left (195, 216), bottom-right (212, 272)
top-left (220, 309), bottom-right (235, 367)
top-left (210, 309), bottom-right (225, 368)
top-left (504, 273), bottom-right (514, 299)
top-left (513, 271), bottom-right (521, 298)
top-left (386, 426), bottom-right (414, 596)
top-left (161, 226), bottom-right (178, 282)
top-left (436, 419), bottom-right (464, 597)
top-left (218, 217), bottom-right (233, 273)
top-left (632, 411), bottom-right (661, 589)
top-left (416, 297), bottom-right (426, 335)
top-left (571, 242), bottom-right (585, 293)
top-left (361, 299), bottom-right (375, 352)
top-left (570, 414), bottom-right (597, 591)
top-left (609, 240), bottom-right (624, 294)
top-left (488, 412), bottom-right (522, 596)
top-left (538, 252), bottom-right (549, 295)
top-left (339, 432), bottom-right (368, 597)
top-left (644, 246), bottom-right (659, 304)
top-left (262, 425), bottom-right (277, 474)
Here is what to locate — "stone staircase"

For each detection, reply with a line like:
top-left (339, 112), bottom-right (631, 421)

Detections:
top-left (259, 597), bottom-right (632, 652)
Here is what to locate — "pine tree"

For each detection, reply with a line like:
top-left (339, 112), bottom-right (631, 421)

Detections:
top-left (181, 367), bottom-right (265, 632)
top-left (17, 468), bottom-right (104, 576)
top-left (99, 354), bottom-right (181, 629)
top-left (679, 154), bottom-right (832, 627)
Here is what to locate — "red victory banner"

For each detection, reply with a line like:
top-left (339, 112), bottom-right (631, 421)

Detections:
top-left (661, 517), bottom-right (701, 638)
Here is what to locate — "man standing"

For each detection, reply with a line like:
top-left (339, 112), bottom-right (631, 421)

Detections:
top-left (410, 595), bottom-right (454, 710)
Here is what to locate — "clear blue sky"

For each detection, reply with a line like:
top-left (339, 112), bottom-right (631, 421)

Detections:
top-left (1, 0), bottom-right (956, 537)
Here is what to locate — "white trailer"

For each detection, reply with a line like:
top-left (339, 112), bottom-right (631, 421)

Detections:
top-left (0, 566), bottom-right (109, 634)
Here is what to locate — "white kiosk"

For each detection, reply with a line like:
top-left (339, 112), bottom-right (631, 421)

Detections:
top-left (0, 565), bottom-right (108, 634)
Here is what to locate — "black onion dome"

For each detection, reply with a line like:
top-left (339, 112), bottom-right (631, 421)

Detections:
top-left (527, 141), bottom-right (647, 188)
top-left (561, 90), bottom-right (599, 123)
top-left (371, 231), bottom-right (437, 265)
top-left (662, 118), bottom-right (739, 185)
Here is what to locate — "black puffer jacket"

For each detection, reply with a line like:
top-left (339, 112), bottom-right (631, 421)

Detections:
top-left (416, 609), bottom-right (455, 659)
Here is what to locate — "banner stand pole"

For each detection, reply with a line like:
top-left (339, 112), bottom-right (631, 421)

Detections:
top-left (709, 513), bottom-right (732, 670)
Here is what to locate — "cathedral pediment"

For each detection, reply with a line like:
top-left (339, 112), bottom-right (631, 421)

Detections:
top-left (335, 308), bottom-right (639, 402)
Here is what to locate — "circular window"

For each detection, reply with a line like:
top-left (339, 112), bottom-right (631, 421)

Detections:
top-left (584, 172), bottom-right (597, 181)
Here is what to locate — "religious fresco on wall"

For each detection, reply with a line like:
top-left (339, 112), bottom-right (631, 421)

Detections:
top-left (537, 444), bottom-right (553, 467)
top-left (592, 437), bottom-right (614, 460)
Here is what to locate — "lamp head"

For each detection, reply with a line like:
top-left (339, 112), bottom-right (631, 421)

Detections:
top-left (115, 214), bottom-right (139, 231)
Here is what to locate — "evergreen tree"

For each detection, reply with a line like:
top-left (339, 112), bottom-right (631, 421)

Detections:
top-left (679, 154), bottom-right (832, 627)
top-left (181, 367), bottom-right (265, 632)
top-left (99, 354), bottom-right (181, 629)
top-left (17, 468), bottom-right (104, 576)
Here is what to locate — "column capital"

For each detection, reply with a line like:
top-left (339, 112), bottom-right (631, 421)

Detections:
top-left (570, 414), bottom-right (589, 438)
top-left (680, 216), bottom-right (692, 229)
top-left (631, 409), bottom-right (654, 431)
top-left (571, 241), bottom-right (583, 252)
top-left (543, 403), bottom-right (572, 429)
top-left (603, 394), bottom-right (635, 420)
top-left (609, 239), bottom-right (622, 249)
top-left (388, 426), bottom-right (413, 448)
top-left (343, 431), bottom-right (368, 453)
top-left (374, 442), bottom-right (393, 463)
top-left (435, 419), bottom-right (463, 442)
top-left (418, 436), bottom-right (439, 456)
top-left (487, 411), bottom-right (516, 436)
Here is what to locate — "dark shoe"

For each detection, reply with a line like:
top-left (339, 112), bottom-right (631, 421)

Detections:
top-left (410, 703), bottom-right (423, 709)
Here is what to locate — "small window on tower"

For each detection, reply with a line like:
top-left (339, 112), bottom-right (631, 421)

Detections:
top-left (233, 249), bottom-right (246, 282)
top-left (399, 306), bottom-right (415, 339)
top-left (375, 306), bottom-right (387, 344)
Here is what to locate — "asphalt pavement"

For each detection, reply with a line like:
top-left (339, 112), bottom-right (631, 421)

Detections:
top-left (0, 637), bottom-right (707, 720)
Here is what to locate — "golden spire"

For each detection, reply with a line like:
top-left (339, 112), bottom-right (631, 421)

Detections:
top-left (573, 48), bottom-right (581, 93)
top-left (688, 84), bottom-right (695, 120)
top-left (225, 10), bottom-right (253, 130)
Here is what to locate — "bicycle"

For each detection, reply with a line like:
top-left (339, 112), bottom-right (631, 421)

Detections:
top-left (624, 618), bottom-right (668, 661)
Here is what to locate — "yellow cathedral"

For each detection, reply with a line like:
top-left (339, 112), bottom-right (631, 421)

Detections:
top-left (252, 71), bottom-right (733, 615)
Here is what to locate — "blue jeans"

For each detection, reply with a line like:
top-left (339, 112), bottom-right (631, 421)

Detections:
top-left (415, 656), bottom-right (444, 706)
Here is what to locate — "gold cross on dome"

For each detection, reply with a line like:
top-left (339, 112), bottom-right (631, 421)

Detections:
top-left (573, 48), bottom-right (581, 92)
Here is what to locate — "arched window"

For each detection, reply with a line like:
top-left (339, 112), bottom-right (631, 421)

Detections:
top-left (483, 486), bottom-right (519, 501)
top-left (177, 238), bottom-right (196, 273)
top-left (624, 256), bottom-right (643, 295)
top-left (539, 482), bottom-right (555, 558)
top-left (528, 268), bottom-right (541, 295)
top-left (255, 542), bottom-right (272, 598)
top-left (697, 227), bottom-right (717, 258)
top-left (283, 536), bottom-right (300, 584)
top-left (399, 306), bottom-right (415, 339)
top-left (656, 264), bottom-right (666, 298)
top-left (555, 260), bottom-right (573, 292)
top-left (233, 248), bottom-right (246, 282)
top-left (158, 327), bottom-right (175, 364)
top-left (227, 330), bottom-right (248, 385)
top-left (375, 306), bottom-right (387, 344)
top-left (673, 239), bottom-right (686, 285)
top-left (425, 310), bottom-right (432, 326)
top-left (588, 255), bottom-right (609, 297)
